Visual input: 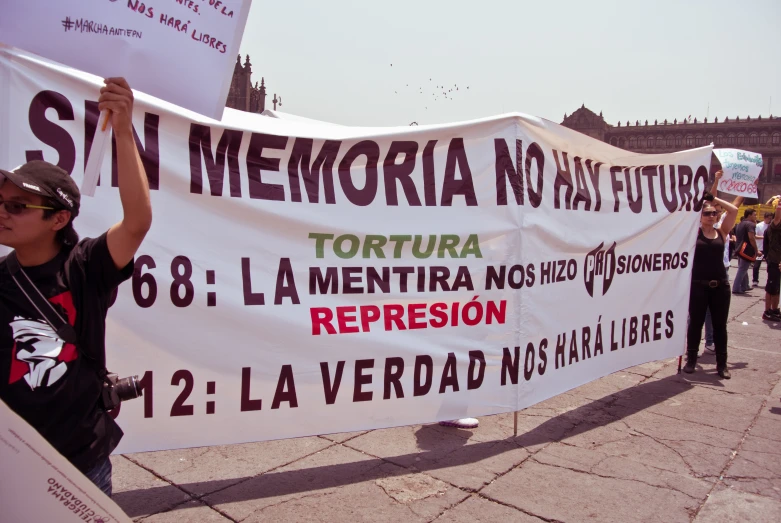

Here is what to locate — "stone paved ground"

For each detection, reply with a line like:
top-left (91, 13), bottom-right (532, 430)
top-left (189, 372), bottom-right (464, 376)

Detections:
top-left (112, 266), bottom-right (781, 522)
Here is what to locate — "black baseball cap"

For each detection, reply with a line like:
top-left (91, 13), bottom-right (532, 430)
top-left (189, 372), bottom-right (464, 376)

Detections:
top-left (0, 160), bottom-right (80, 216)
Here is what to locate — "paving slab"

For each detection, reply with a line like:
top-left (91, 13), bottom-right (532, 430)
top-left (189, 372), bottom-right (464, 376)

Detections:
top-left (127, 436), bottom-right (332, 498)
top-left (433, 495), bottom-right (542, 522)
top-left (620, 381), bottom-right (762, 435)
top-left (519, 389), bottom-right (606, 419)
top-left (695, 485), bottom-right (781, 523)
top-left (138, 500), bottom-right (232, 522)
top-left (567, 371), bottom-right (647, 401)
top-left (344, 424), bottom-right (530, 492)
top-left (677, 346), bottom-right (781, 396)
top-left (203, 444), bottom-right (469, 522)
top-left (731, 302), bottom-right (781, 343)
top-left (752, 408), bottom-right (781, 441)
top-left (317, 431), bottom-right (370, 443)
top-left (509, 409), bottom-right (579, 454)
top-left (722, 434), bottom-right (781, 501)
top-left (482, 458), bottom-right (699, 522)
top-left (624, 359), bottom-right (671, 377)
top-left (110, 455), bottom-right (191, 520)
top-left (534, 442), bottom-right (713, 500)
top-left (606, 410), bottom-right (743, 478)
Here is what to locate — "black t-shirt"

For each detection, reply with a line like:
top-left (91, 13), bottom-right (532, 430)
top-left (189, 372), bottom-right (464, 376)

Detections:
top-left (691, 229), bottom-right (728, 282)
top-left (735, 220), bottom-right (756, 248)
top-left (0, 234), bottom-right (133, 472)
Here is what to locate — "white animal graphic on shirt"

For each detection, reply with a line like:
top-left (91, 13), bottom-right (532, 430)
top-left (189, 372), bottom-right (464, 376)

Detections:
top-left (10, 317), bottom-right (68, 389)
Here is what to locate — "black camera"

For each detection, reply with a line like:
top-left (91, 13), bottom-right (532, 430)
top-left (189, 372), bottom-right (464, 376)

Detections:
top-left (101, 373), bottom-right (142, 411)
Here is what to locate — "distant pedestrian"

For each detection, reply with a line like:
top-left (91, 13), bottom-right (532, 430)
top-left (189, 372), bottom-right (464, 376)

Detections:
top-left (753, 212), bottom-right (772, 286)
top-left (762, 203), bottom-right (781, 321)
top-left (732, 209), bottom-right (758, 295)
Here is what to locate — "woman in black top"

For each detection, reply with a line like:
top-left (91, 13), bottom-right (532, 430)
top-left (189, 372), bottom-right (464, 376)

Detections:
top-left (685, 194), bottom-right (738, 378)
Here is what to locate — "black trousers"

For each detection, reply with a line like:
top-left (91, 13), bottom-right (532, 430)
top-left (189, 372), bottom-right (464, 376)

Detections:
top-left (687, 283), bottom-right (731, 361)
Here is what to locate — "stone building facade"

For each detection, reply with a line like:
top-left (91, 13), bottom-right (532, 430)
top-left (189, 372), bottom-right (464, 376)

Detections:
top-left (562, 105), bottom-right (781, 202)
top-left (225, 54), bottom-right (267, 113)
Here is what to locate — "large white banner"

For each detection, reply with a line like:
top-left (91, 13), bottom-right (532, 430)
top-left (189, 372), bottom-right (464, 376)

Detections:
top-left (0, 0), bottom-right (252, 119)
top-left (0, 47), bottom-right (713, 454)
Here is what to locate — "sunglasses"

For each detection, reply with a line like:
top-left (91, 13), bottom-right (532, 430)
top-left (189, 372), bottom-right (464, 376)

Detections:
top-left (0, 200), bottom-right (56, 215)
top-left (701, 211), bottom-right (719, 217)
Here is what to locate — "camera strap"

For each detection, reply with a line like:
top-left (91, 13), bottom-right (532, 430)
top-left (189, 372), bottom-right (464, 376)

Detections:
top-left (6, 251), bottom-right (80, 346)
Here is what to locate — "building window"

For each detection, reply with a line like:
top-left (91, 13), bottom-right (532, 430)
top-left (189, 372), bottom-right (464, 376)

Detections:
top-left (619, 138), bottom-right (626, 148)
top-left (706, 135), bottom-right (714, 145)
top-left (638, 136), bottom-right (646, 148)
top-left (773, 133), bottom-right (781, 145)
top-left (629, 137), bottom-right (636, 147)
top-left (695, 135), bottom-right (705, 147)
top-left (716, 134), bottom-right (724, 146)
top-left (749, 133), bottom-right (758, 145)
top-left (760, 133), bottom-right (768, 145)
top-left (737, 133), bottom-right (746, 145)
top-left (656, 136), bottom-right (664, 148)
top-left (727, 134), bottom-right (736, 146)
top-left (686, 135), bottom-right (694, 146)
top-left (666, 135), bottom-right (674, 147)
top-left (675, 135), bottom-right (683, 147)
top-left (610, 137), bottom-right (617, 146)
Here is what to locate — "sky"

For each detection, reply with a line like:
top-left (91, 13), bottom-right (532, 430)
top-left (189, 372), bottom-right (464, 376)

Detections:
top-left (238, 0), bottom-right (781, 128)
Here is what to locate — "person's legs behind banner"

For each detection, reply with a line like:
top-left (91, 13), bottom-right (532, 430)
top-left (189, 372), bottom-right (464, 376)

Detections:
top-left (732, 257), bottom-right (752, 294)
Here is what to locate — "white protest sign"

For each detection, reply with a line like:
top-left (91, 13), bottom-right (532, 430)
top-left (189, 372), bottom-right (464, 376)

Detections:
top-left (0, 0), bottom-right (251, 196)
top-left (714, 148), bottom-right (762, 198)
top-left (0, 47), bottom-right (713, 455)
top-left (0, 0), bottom-right (252, 120)
top-left (0, 401), bottom-right (131, 523)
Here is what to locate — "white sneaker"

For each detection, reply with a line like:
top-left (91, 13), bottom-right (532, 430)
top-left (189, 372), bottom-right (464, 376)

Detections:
top-left (704, 343), bottom-right (715, 354)
top-left (439, 418), bottom-right (479, 429)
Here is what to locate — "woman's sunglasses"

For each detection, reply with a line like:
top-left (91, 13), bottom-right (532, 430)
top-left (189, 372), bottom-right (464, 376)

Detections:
top-left (0, 200), bottom-right (56, 215)
top-left (701, 211), bottom-right (719, 217)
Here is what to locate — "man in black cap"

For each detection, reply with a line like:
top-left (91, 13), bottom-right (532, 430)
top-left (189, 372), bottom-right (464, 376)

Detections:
top-left (0, 77), bottom-right (152, 496)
